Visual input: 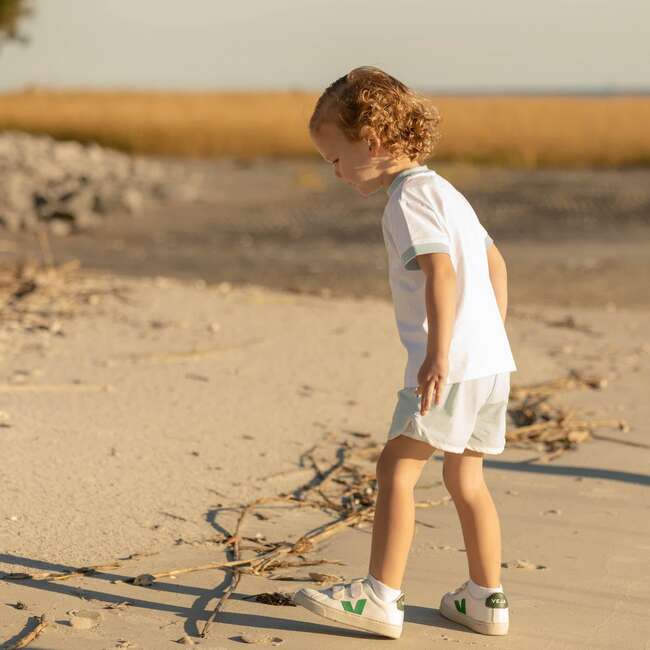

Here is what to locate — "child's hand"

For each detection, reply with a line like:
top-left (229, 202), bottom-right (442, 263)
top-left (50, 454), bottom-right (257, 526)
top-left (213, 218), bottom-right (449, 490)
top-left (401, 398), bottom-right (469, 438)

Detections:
top-left (415, 356), bottom-right (448, 415)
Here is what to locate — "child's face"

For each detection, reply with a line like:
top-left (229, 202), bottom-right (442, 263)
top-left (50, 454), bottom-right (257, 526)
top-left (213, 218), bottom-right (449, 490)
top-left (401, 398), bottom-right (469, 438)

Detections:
top-left (310, 122), bottom-right (384, 197)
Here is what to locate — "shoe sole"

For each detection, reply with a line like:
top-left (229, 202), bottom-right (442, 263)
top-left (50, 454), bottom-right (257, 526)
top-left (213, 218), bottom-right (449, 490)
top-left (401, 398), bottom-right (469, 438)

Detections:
top-left (293, 590), bottom-right (403, 639)
top-left (439, 599), bottom-right (509, 635)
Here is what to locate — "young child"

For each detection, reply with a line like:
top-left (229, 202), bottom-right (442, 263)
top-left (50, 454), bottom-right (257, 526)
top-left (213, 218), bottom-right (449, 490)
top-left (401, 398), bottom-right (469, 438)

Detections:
top-left (293, 67), bottom-right (516, 639)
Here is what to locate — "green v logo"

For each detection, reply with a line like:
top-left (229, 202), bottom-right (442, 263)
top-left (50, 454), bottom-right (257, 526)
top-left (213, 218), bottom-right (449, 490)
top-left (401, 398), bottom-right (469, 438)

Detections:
top-left (341, 598), bottom-right (367, 614)
top-left (454, 598), bottom-right (466, 614)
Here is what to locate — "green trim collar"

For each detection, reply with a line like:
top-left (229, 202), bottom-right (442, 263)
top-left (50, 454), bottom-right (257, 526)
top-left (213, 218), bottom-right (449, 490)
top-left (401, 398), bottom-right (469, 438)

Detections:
top-left (386, 165), bottom-right (431, 196)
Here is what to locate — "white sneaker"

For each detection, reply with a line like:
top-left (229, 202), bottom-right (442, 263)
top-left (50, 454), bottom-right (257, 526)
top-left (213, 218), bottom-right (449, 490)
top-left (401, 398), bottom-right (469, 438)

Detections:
top-left (439, 579), bottom-right (509, 635)
top-left (294, 577), bottom-right (404, 639)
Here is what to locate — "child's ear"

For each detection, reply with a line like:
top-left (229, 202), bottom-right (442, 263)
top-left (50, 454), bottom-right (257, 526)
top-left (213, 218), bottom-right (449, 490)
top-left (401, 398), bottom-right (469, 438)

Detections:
top-left (366, 133), bottom-right (382, 155)
top-left (360, 126), bottom-right (381, 155)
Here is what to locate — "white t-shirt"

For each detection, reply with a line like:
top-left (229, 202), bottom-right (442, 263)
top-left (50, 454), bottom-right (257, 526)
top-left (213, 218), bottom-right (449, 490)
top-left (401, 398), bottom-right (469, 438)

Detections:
top-left (381, 165), bottom-right (517, 387)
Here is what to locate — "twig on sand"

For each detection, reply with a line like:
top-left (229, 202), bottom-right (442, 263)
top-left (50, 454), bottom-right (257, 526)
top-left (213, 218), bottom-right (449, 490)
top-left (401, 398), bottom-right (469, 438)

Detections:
top-left (199, 495), bottom-right (255, 637)
top-left (3, 613), bottom-right (48, 649)
top-left (4, 563), bottom-right (122, 583)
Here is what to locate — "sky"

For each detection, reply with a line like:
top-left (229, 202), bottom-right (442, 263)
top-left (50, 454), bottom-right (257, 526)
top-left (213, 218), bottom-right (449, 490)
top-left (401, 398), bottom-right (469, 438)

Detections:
top-left (0, 0), bottom-right (648, 93)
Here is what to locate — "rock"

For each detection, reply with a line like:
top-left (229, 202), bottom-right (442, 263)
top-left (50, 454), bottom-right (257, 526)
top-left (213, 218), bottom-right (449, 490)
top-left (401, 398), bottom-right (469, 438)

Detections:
top-left (132, 573), bottom-right (155, 586)
top-left (0, 131), bottom-right (202, 234)
top-left (120, 188), bottom-right (144, 214)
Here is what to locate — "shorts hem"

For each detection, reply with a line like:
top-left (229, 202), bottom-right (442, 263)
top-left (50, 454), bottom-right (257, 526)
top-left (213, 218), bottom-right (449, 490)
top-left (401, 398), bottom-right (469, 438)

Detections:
top-left (465, 443), bottom-right (505, 455)
top-left (387, 429), bottom-right (467, 454)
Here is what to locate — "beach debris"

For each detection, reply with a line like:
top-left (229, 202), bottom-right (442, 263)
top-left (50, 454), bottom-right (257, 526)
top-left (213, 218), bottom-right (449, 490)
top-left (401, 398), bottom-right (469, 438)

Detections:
top-left (129, 573), bottom-right (155, 587)
top-left (186, 373), bottom-right (209, 382)
top-left (238, 632), bottom-right (284, 645)
top-left (2, 562), bottom-right (121, 582)
top-left (347, 431), bottom-right (372, 438)
top-left (136, 437), bottom-right (441, 639)
top-left (118, 550), bottom-right (159, 560)
top-left (0, 257), bottom-right (132, 338)
top-left (104, 601), bottom-right (131, 610)
top-left (3, 613), bottom-right (48, 649)
top-left (507, 370), bottom-right (628, 461)
top-left (175, 635), bottom-right (196, 645)
top-left (3, 573), bottom-right (31, 580)
top-left (241, 592), bottom-right (296, 606)
top-left (307, 571), bottom-right (344, 584)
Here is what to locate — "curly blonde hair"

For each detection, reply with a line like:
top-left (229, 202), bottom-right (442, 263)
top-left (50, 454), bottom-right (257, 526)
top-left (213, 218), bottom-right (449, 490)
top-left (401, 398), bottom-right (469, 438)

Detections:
top-left (309, 66), bottom-right (441, 163)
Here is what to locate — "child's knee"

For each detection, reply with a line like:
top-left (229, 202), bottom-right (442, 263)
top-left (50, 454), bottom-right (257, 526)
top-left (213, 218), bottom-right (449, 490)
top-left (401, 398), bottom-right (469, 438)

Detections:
top-left (376, 452), bottom-right (424, 491)
top-left (442, 464), bottom-right (485, 500)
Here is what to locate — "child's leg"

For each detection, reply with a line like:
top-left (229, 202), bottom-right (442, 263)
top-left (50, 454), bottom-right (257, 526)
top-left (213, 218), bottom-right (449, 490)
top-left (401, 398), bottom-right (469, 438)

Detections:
top-left (442, 449), bottom-right (502, 587)
top-left (369, 434), bottom-right (435, 589)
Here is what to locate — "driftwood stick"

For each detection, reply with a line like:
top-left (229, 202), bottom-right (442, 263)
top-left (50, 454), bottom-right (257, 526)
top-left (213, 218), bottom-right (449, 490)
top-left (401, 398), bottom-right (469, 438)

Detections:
top-left (5, 562), bottom-right (122, 582)
top-left (5, 614), bottom-right (48, 649)
top-left (506, 421), bottom-right (560, 436)
top-left (200, 494), bottom-right (256, 637)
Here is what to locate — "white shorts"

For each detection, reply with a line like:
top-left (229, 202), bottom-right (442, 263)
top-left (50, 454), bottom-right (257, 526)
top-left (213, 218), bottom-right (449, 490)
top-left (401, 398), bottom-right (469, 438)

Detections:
top-left (386, 371), bottom-right (511, 455)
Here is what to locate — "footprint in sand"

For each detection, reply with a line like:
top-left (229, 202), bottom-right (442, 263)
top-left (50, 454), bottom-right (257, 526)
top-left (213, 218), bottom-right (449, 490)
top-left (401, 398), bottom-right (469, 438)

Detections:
top-left (502, 559), bottom-right (547, 570)
top-left (429, 544), bottom-right (465, 552)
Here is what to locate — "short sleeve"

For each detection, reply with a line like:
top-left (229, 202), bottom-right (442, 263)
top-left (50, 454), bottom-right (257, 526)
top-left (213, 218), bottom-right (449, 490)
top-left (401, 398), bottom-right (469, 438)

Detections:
top-left (389, 185), bottom-right (451, 271)
top-left (478, 221), bottom-right (494, 249)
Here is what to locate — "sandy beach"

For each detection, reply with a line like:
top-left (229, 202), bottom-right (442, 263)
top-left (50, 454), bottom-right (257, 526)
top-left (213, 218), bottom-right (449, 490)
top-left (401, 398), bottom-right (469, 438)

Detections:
top-left (0, 156), bottom-right (648, 648)
top-left (1, 253), bottom-right (649, 648)
top-left (2, 0), bottom-right (649, 644)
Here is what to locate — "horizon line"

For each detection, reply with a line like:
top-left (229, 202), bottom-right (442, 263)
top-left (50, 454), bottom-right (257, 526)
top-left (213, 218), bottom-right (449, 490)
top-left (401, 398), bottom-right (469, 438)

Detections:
top-left (1, 83), bottom-right (649, 97)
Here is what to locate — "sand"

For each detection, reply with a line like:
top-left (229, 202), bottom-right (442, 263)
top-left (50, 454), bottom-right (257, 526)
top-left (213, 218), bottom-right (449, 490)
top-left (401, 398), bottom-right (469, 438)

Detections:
top-left (1, 269), bottom-right (649, 649)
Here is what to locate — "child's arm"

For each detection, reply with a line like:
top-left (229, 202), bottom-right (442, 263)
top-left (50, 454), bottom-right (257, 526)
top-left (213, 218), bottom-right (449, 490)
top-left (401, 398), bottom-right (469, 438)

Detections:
top-left (486, 243), bottom-right (508, 323)
top-left (417, 253), bottom-right (457, 359)
top-left (414, 252), bottom-right (457, 412)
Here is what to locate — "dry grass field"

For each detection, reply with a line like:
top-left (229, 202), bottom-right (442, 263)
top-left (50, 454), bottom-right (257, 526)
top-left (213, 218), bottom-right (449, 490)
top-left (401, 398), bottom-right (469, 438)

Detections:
top-left (1, 89), bottom-right (649, 167)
